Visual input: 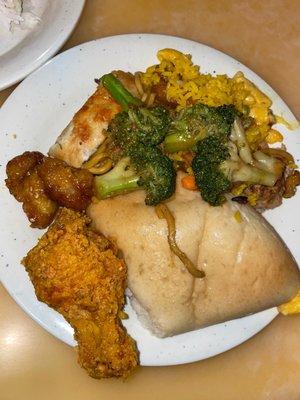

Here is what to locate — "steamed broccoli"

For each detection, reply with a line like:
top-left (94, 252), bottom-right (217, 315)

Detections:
top-left (163, 103), bottom-right (237, 153)
top-left (102, 73), bottom-right (172, 148)
top-left (99, 74), bottom-right (281, 208)
top-left (192, 134), bottom-right (281, 206)
top-left (94, 157), bottom-right (140, 199)
top-left (94, 144), bottom-right (176, 206)
top-left (108, 106), bottom-right (172, 149)
top-left (191, 136), bottom-right (231, 206)
top-left (129, 144), bottom-right (176, 205)
top-left (94, 73), bottom-right (176, 205)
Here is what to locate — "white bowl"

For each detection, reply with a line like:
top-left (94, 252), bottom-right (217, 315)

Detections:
top-left (0, 0), bottom-right (85, 90)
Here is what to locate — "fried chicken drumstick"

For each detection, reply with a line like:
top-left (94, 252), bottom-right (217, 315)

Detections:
top-left (22, 208), bottom-right (138, 378)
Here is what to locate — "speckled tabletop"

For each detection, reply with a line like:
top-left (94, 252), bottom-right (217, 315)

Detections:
top-left (1, 1), bottom-right (300, 399)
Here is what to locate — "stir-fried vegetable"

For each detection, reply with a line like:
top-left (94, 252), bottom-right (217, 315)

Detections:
top-left (93, 70), bottom-right (299, 210)
top-left (192, 119), bottom-right (283, 206)
top-left (93, 74), bottom-right (176, 206)
top-left (155, 203), bottom-right (205, 278)
top-left (94, 144), bottom-right (176, 206)
top-left (163, 103), bottom-right (236, 153)
top-left (101, 73), bottom-right (141, 110)
top-left (94, 157), bottom-right (140, 199)
top-left (181, 175), bottom-right (197, 191)
top-left (103, 73), bottom-right (172, 148)
top-left (108, 106), bottom-right (172, 148)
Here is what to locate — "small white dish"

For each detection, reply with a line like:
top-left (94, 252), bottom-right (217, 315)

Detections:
top-left (0, 34), bottom-right (299, 366)
top-left (0, 0), bottom-right (85, 90)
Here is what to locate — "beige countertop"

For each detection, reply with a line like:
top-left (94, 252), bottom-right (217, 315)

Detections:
top-left (1, 1), bottom-right (300, 399)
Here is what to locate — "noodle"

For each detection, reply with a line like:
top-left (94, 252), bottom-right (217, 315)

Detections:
top-left (263, 148), bottom-right (294, 164)
top-left (83, 150), bottom-right (107, 169)
top-left (141, 92), bottom-right (148, 103)
top-left (82, 139), bottom-right (112, 175)
top-left (134, 72), bottom-right (144, 97)
top-left (155, 203), bottom-right (205, 278)
top-left (134, 71), bottom-right (156, 107)
top-left (87, 159), bottom-right (113, 175)
top-left (146, 92), bottom-right (156, 107)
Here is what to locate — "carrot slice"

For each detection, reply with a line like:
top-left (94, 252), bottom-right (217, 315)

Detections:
top-left (181, 175), bottom-right (197, 191)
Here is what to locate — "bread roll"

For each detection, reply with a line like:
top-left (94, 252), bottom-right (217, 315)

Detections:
top-left (88, 176), bottom-right (300, 337)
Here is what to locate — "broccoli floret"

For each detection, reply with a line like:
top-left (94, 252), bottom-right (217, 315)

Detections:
top-left (192, 136), bottom-right (231, 206)
top-left (163, 103), bottom-right (237, 153)
top-left (192, 134), bottom-right (281, 206)
top-left (129, 143), bottom-right (176, 205)
top-left (94, 157), bottom-right (140, 199)
top-left (108, 105), bottom-right (172, 149)
top-left (215, 104), bottom-right (238, 128)
top-left (94, 145), bottom-right (176, 206)
top-left (102, 73), bottom-right (172, 149)
top-left (95, 73), bottom-right (176, 205)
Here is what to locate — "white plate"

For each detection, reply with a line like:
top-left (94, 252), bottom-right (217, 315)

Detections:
top-left (0, 0), bottom-right (85, 90)
top-left (0, 34), bottom-right (299, 367)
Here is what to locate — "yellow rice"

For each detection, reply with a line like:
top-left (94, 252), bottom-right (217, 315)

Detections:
top-left (141, 49), bottom-right (282, 147)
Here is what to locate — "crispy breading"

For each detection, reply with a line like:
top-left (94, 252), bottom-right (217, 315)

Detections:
top-left (22, 208), bottom-right (138, 378)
